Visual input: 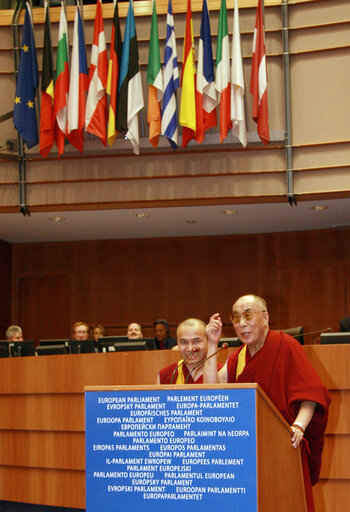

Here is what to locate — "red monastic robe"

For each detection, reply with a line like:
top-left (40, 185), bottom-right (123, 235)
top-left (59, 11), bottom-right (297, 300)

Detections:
top-left (159, 362), bottom-right (223, 384)
top-left (226, 330), bottom-right (331, 512)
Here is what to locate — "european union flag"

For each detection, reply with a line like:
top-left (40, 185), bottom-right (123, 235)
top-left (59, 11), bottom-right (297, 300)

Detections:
top-left (13, 3), bottom-right (39, 149)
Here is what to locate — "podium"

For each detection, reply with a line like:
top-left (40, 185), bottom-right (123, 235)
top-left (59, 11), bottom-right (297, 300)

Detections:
top-left (85, 383), bottom-right (307, 512)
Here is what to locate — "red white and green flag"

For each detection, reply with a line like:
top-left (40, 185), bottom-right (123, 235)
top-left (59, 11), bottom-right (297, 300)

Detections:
top-left (39, 0), bottom-right (55, 157)
top-left (54, 0), bottom-right (69, 156)
top-left (215, 0), bottom-right (231, 143)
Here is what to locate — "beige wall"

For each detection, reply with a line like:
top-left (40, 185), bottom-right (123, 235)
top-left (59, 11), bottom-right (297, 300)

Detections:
top-left (0, 0), bottom-right (349, 211)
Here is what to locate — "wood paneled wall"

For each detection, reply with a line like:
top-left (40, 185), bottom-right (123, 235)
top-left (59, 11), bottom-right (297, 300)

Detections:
top-left (0, 240), bottom-right (11, 338)
top-left (9, 228), bottom-right (350, 342)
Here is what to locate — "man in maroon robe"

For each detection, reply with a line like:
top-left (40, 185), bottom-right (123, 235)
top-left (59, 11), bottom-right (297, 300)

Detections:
top-left (157, 318), bottom-right (221, 384)
top-left (204, 294), bottom-right (331, 512)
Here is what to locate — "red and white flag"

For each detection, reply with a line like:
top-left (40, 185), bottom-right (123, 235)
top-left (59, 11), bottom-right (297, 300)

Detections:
top-left (85, 0), bottom-right (108, 145)
top-left (250, 0), bottom-right (269, 144)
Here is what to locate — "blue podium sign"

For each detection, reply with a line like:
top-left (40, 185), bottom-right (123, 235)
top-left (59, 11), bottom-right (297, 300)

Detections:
top-left (85, 387), bottom-right (257, 512)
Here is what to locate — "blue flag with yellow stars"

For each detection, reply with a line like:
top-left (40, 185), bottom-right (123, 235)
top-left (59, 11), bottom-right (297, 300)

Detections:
top-left (13, 3), bottom-right (39, 148)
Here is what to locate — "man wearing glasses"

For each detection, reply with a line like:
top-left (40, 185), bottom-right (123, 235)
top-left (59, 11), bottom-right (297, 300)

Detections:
top-left (204, 294), bottom-right (330, 512)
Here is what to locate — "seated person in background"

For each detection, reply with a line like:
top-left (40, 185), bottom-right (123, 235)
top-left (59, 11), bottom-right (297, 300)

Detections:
top-left (6, 325), bottom-right (24, 341)
top-left (91, 324), bottom-right (106, 343)
top-left (127, 323), bottom-right (143, 339)
top-left (157, 318), bottom-right (221, 384)
top-left (204, 294), bottom-right (331, 512)
top-left (154, 318), bottom-right (177, 350)
top-left (72, 321), bottom-right (90, 341)
top-left (340, 316), bottom-right (350, 332)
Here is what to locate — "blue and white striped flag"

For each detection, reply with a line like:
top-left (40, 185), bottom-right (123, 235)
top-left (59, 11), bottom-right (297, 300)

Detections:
top-left (161, 0), bottom-right (179, 149)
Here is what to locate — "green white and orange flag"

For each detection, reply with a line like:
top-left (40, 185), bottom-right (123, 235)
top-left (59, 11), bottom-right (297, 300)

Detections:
top-left (106, 0), bottom-right (122, 146)
top-left (216, 0), bottom-right (232, 143)
top-left (39, 0), bottom-right (55, 157)
top-left (54, 0), bottom-right (69, 156)
top-left (147, 0), bottom-right (163, 148)
top-left (179, 0), bottom-right (196, 148)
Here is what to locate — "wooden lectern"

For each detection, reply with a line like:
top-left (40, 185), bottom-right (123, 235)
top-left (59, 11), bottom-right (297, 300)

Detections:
top-left (85, 383), bottom-right (307, 512)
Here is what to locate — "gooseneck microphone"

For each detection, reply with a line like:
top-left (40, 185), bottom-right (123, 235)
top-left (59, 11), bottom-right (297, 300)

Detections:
top-left (289, 327), bottom-right (332, 339)
top-left (296, 327), bottom-right (332, 336)
top-left (170, 347), bottom-right (199, 384)
top-left (185, 343), bottom-right (228, 384)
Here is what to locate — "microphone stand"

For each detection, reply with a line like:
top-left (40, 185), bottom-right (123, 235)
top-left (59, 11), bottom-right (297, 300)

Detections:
top-left (170, 348), bottom-right (198, 384)
top-left (185, 344), bottom-right (228, 384)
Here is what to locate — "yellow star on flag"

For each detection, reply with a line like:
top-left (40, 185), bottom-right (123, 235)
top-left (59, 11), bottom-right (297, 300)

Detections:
top-left (15, 96), bottom-right (21, 104)
top-left (22, 44), bottom-right (29, 52)
top-left (27, 100), bottom-right (34, 108)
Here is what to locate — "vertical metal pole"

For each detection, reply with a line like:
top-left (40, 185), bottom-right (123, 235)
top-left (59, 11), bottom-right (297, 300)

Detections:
top-left (282, 0), bottom-right (296, 205)
top-left (12, 0), bottom-right (30, 216)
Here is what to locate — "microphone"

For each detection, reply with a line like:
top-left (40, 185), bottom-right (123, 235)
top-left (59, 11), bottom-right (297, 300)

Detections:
top-left (170, 347), bottom-right (199, 384)
top-left (185, 343), bottom-right (228, 384)
top-left (288, 327), bottom-right (332, 339)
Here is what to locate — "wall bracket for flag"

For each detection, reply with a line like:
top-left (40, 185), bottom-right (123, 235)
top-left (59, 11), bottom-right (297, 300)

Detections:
top-left (282, 0), bottom-right (296, 207)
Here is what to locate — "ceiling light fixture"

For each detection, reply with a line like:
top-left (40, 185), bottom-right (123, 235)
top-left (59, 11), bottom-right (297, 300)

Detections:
top-left (49, 216), bottom-right (66, 222)
top-left (185, 220), bottom-right (197, 224)
top-left (222, 209), bottom-right (238, 215)
top-left (134, 213), bottom-right (151, 218)
top-left (309, 206), bottom-right (328, 211)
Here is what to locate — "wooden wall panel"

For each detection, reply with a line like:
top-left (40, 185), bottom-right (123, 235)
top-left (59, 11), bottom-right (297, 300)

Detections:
top-left (0, 431), bottom-right (84, 470)
top-left (0, 240), bottom-right (11, 338)
top-left (10, 229), bottom-right (350, 343)
top-left (0, 394), bottom-right (84, 430)
top-left (17, 275), bottom-right (71, 342)
top-left (326, 391), bottom-right (350, 434)
top-left (277, 264), bottom-right (346, 335)
top-left (0, 467), bottom-right (84, 509)
top-left (320, 435), bottom-right (350, 479)
top-left (313, 480), bottom-right (350, 512)
top-left (0, 345), bottom-right (347, 510)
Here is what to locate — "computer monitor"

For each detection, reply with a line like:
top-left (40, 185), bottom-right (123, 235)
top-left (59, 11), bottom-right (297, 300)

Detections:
top-left (99, 337), bottom-right (155, 353)
top-left (39, 339), bottom-right (69, 346)
top-left (98, 336), bottom-right (129, 353)
top-left (0, 341), bottom-right (10, 358)
top-left (8, 340), bottom-right (36, 357)
top-left (218, 337), bottom-right (242, 348)
top-left (114, 338), bottom-right (156, 352)
top-left (67, 339), bottom-right (96, 354)
top-left (320, 332), bottom-right (350, 345)
top-left (35, 344), bottom-right (69, 355)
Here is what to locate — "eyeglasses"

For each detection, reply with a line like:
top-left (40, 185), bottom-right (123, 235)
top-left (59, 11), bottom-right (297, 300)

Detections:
top-left (230, 310), bottom-right (266, 324)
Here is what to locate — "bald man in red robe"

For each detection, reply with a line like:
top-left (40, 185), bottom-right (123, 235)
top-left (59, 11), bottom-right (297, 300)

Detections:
top-left (204, 294), bottom-right (331, 512)
top-left (157, 318), bottom-right (222, 384)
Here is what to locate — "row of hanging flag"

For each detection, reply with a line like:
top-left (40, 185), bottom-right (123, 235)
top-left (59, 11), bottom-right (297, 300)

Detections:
top-left (13, 0), bottom-right (269, 158)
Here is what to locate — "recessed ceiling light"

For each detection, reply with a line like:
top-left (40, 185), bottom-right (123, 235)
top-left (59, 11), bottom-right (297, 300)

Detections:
top-left (134, 212), bottom-right (151, 218)
top-left (222, 209), bottom-right (238, 215)
top-left (185, 220), bottom-right (197, 224)
top-left (309, 206), bottom-right (328, 211)
top-left (49, 216), bottom-right (66, 222)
